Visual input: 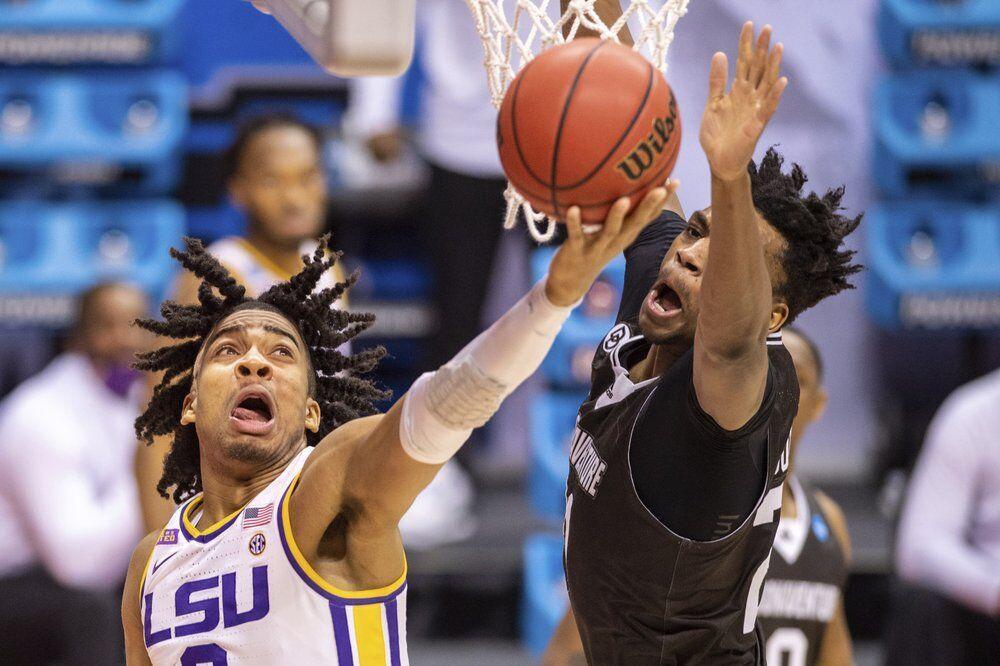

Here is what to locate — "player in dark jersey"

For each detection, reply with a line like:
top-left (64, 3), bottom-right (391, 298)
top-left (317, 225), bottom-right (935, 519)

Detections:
top-left (542, 22), bottom-right (862, 665)
top-left (757, 327), bottom-right (852, 666)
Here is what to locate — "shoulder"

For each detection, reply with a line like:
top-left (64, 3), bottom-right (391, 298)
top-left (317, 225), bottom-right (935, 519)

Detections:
top-left (304, 414), bottom-right (386, 472)
top-left (123, 530), bottom-right (160, 604)
top-left (814, 490), bottom-right (851, 562)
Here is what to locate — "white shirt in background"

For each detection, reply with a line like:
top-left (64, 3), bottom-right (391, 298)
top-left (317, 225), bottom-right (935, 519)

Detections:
top-left (896, 367), bottom-right (1000, 616)
top-left (0, 353), bottom-right (143, 589)
top-left (344, 0), bottom-right (503, 178)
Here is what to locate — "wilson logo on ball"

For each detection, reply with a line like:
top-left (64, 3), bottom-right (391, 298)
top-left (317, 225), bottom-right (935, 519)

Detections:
top-left (616, 100), bottom-right (678, 182)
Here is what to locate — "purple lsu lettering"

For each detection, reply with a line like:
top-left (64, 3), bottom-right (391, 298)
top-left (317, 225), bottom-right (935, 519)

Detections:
top-left (144, 565), bottom-right (270, 647)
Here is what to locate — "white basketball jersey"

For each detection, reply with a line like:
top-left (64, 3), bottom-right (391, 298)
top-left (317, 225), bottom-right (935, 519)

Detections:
top-left (139, 448), bottom-right (408, 665)
top-left (208, 237), bottom-right (347, 301)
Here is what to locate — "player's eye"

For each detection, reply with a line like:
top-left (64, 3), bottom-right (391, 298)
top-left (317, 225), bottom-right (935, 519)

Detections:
top-left (686, 225), bottom-right (703, 239)
top-left (217, 344), bottom-right (238, 356)
top-left (274, 345), bottom-right (293, 358)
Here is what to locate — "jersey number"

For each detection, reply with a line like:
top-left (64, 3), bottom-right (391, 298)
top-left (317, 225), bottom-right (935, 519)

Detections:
top-left (743, 485), bottom-right (784, 634)
top-left (181, 643), bottom-right (228, 665)
top-left (766, 627), bottom-right (808, 666)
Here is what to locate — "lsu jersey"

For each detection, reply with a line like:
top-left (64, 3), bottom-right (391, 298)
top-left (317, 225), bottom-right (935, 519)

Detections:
top-left (139, 448), bottom-right (408, 665)
top-left (208, 237), bottom-right (348, 302)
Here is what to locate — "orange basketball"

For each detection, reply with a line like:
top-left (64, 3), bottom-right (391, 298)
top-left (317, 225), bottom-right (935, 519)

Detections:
top-left (497, 38), bottom-right (681, 226)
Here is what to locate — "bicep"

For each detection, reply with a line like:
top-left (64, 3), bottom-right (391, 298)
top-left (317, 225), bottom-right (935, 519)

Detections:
top-left (122, 535), bottom-right (157, 666)
top-left (692, 336), bottom-right (769, 431)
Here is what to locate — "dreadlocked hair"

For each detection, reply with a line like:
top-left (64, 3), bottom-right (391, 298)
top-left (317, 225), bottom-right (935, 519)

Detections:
top-left (749, 147), bottom-right (863, 325)
top-left (134, 235), bottom-right (388, 503)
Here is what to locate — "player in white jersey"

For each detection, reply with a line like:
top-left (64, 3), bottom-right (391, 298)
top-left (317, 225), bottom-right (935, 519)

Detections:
top-left (122, 186), bottom-right (675, 661)
top-left (138, 114), bottom-right (350, 530)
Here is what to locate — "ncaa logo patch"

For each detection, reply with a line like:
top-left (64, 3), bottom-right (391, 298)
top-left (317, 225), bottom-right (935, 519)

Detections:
top-left (248, 532), bottom-right (267, 556)
top-left (602, 323), bottom-right (630, 353)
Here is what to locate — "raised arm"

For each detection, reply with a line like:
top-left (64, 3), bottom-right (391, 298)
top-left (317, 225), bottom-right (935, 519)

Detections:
top-left (289, 188), bottom-right (672, 579)
top-left (694, 22), bottom-right (787, 430)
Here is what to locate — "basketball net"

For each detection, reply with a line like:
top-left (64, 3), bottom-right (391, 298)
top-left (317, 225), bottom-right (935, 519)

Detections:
top-left (465, 0), bottom-right (691, 242)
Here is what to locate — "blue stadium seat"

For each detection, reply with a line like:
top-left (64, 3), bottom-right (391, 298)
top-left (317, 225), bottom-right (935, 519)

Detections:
top-left (873, 71), bottom-right (1000, 198)
top-left (866, 201), bottom-right (1000, 329)
top-left (0, 0), bottom-right (184, 65)
top-left (878, 0), bottom-right (1000, 69)
top-left (0, 200), bottom-right (184, 302)
top-left (0, 71), bottom-right (187, 194)
top-left (529, 391), bottom-right (585, 521)
top-left (522, 533), bottom-right (568, 657)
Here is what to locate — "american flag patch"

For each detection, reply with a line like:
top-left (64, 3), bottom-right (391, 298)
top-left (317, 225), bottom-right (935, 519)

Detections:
top-left (242, 503), bottom-right (273, 529)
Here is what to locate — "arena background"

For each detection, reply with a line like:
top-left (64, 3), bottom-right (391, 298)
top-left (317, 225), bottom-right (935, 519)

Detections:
top-left (0, 1), bottom-right (998, 663)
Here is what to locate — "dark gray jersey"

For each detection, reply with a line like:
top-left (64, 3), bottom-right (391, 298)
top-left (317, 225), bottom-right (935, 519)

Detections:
top-left (564, 321), bottom-right (798, 665)
top-left (757, 476), bottom-right (849, 666)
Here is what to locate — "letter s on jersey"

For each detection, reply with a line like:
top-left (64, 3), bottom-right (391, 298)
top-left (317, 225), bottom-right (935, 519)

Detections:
top-left (144, 565), bottom-right (270, 647)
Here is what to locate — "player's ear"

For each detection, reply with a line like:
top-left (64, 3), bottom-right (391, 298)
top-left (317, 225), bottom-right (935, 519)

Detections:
top-left (180, 391), bottom-right (197, 426)
top-left (768, 301), bottom-right (789, 333)
top-left (304, 397), bottom-right (321, 433)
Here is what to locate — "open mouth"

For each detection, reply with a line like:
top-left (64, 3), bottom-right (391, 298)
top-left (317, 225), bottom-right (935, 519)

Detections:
top-left (230, 390), bottom-right (275, 435)
top-left (645, 282), bottom-right (683, 320)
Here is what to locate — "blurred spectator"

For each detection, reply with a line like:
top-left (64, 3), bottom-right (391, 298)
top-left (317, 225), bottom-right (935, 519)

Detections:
top-left (0, 282), bottom-right (148, 665)
top-left (887, 367), bottom-right (1000, 664)
top-left (137, 113), bottom-right (350, 530)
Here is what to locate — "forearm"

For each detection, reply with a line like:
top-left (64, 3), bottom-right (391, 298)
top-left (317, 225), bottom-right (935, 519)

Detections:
top-left (699, 173), bottom-right (772, 355)
top-left (897, 528), bottom-right (1000, 615)
top-left (401, 276), bottom-right (574, 464)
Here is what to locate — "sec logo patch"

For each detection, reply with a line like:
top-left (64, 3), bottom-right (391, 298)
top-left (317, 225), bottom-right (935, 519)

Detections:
top-left (248, 532), bottom-right (267, 556)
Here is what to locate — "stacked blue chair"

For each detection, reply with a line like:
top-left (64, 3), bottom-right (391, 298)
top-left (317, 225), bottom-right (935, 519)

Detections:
top-left (522, 246), bottom-right (625, 655)
top-left (871, 0), bottom-right (1000, 329)
top-left (0, 0), bottom-right (187, 324)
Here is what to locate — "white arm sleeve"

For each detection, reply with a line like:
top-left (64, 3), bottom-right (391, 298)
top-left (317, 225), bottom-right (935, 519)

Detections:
top-left (400, 276), bottom-right (575, 464)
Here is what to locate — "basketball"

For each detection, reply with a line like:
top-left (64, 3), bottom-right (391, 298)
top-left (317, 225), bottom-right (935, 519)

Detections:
top-left (497, 38), bottom-right (681, 225)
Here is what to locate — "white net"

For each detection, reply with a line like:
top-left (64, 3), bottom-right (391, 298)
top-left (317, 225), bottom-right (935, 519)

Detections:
top-left (464, 0), bottom-right (692, 242)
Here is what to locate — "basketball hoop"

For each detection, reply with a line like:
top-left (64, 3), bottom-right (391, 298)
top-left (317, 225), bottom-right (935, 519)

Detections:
top-left (464, 0), bottom-right (691, 242)
top-left (248, 0), bottom-right (416, 77)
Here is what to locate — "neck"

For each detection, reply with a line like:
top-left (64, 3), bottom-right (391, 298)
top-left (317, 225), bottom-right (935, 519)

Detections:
top-left (245, 228), bottom-right (304, 276)
top-left (196, 440), bottom-right (304, 526)
top-left (631, 341), bottom-right (686, 382)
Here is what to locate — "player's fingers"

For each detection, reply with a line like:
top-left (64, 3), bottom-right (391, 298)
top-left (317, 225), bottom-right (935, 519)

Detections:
top-left (620, 188), bottom-right (668, 246)
top-left (564, 206), bottom-right (585, 247)
top-left (762, 42), bottom-right (783, 90)
top-left (599, 198), bottom-right (631, 246)
top-left (248, 0), bottom-right (273, 14)
top-left (759, 76), bottom-right (788, 122)
top-left (750, 25), bottom-right (771, 88)
top-left (708, 53), bottom-right (728, 101)
top-left (736, 22), bottom-right (753, 82)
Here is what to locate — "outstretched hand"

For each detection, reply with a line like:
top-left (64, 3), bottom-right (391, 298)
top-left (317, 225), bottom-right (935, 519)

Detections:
top-left (699, 22), bottom-right (787, 182)
top-left (545, 182), bottom-right (679, 307)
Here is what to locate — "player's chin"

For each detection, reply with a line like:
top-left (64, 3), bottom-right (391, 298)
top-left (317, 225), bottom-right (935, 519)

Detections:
top-left (638, 306), bottom-right (689, 345)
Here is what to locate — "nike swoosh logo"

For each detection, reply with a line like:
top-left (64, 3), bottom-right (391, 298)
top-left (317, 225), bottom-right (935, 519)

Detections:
top-left (151, 552), bottom-right (178, 576)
